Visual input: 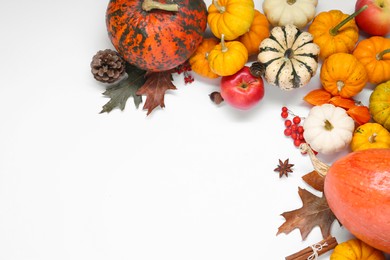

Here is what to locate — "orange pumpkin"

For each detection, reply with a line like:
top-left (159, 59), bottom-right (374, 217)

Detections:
top-left (301, 144), bottom-right (390, 253)
top-left (237, 10), bottom-right (270, 56)
top-left (320, 53), bottom-right (368, 98)
top-left (308, 7), bottom-right (365, 60)
top-left (353, 36), bottom-right (390, 84)
top-left (189, 38), bottom-right (220, 79)
top-left (106, 0), bottom-right (207, 72)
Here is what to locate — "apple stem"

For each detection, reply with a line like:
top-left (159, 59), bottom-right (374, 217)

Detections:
top-left (220, 34), bottom-right (228, 53)
top-left (329, 5), bottom-right (368, 36)
top-left (299, 143), bottom-right (330, 177)
top-left (376, 48), bottom-right (390, 60)
top-left (213, 0), bottom-right (225, 13)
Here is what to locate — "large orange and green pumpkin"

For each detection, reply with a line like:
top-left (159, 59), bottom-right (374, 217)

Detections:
top-left (106, 0), bottom-right (208, 72)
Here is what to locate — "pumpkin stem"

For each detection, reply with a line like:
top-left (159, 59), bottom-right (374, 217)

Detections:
top-left (213, 0), bottom-right (226, 13)
top-left (324, 120), bottom-right (334, 131)
top-left (299, 143), bottom-right (330, 177)
top-left (287, 0), bottom-right (296, 4)
top-left (329, 5), bottom-right (368, 36)
top-left (336, 80), bottom-right (345, 92)
top-left (368, 133), bottom-right (377, 143)
top-left (220, 34), bottom-right (228, 53)
top-left (284, 48), bottom-right (294, 59)
top-left (376, 48), bottom-right (390, 60)
top-left (142, 0), bottom-right (179, 12)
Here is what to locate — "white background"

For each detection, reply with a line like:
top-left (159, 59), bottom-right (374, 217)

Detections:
top-left (0, 0), bottom-right (389, 259)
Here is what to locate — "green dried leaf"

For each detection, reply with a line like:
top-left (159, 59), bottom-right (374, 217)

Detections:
top-left (100, 65), bottom-right (146, 113)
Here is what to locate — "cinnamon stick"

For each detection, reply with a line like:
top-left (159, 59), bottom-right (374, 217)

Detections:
top-left (285, 236), bottom-right (338, 260)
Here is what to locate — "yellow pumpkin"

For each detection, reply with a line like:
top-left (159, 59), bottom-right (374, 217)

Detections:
top-left (308, 7), bottom-right (365, 60)
top-left (207, 0), bottom-right (255, 41)
top-left (369, 80), bottom-right (390, 131)
top-left (208, 34), bottom-right (248, 76)
top-left (189, 38), bottom-right (220, 79)
top-left (237, 10), bottom-right (270, 56)
top-left (351, 123), bottom-right (390, 151)
top-left (330, 239), bottom-right (385, 260)
top-left (353, 36), bottom-right (390, 85)
top-left (320, 53), bottom-right (368, 98)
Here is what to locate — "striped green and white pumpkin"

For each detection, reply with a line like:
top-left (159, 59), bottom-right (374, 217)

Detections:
top-left (257, 24), bottom-right (320, 90)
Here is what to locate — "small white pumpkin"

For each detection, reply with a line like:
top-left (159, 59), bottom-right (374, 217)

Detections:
top-left (257, 24), bottom-right (319, 91)
top-left (303, 104), bottom-right (355, 154)
top-left (262, 0), bottom-right (318, 29)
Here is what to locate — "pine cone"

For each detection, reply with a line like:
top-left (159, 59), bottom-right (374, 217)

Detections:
top-left (249, 62), bottom-right (266, 78)
top-left (91, 49), bottom-right (125, 83)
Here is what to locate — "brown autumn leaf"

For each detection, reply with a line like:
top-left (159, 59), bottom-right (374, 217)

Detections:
top-left (136, 71), bottom-right (177, 115)
top-left (303, 89), bottom-right (332, 106)
top-left (302, 170), bottom-right (325, 192)
top-left (277, 187), bottom-right (337, 240)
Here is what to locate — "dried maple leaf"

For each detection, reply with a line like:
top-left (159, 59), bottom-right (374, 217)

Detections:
top-left (136, 71), bottom-right (177, 115)
top-left (100, 64), bottom-right (146, 113)
top-left (302, 170), bottom-right (325, 192)
top-left (277, 187), bottom-right (338, 240)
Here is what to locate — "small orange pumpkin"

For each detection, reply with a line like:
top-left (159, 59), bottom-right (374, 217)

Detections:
top-left (308, 6), bottom-right (366, 60)
top-left (351, 122), bottom-right (390, 151)
top-left (237, 10), bottom-right (270, 56)
top-left (353, 36), bottom-right (390, 84)
top-left (208, 34), bottom-right (248, 76)
top-left (330, 238), bottom-right (386, 260)
top-left (320, 53), bottom-right (368, 98)
top-left (189, 38), bottom-right (220, 79)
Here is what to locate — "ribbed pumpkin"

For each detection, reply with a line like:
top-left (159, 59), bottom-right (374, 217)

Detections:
top-left (106, 0), bottom-right (207, 72)
top-left (353, 36), bottom-right (390, 85)
top-left (330, 239), bottom-right (386, 260)
top-left (189, 38), bottom-right (220, 79)
top-left (257, 24), bottom-right (320, 90)
top-left (262, 0), bottom-right (318, 29)
top-left (351, 123), bottom-right (390, 151)
top-left (208, 35), bottom-right (248, 76)
top-left (207, 0), bottom-right (255, 41)
top-left (320, 53), bottom-right (368, 98)
top-left (308, 7), bottom-right (364, 60)
top-left (369, 80), bottom-right (390, 131)
top-left (237, 10), bottom-right (270, 56)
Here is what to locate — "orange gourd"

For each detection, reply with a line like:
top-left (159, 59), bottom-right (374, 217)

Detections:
top-left (237, 10), bottom-right (270, 56)
top-left (351, 123), bottom-right (390, 151)
top-left (106, 0), bottom-right (207, 72)
top-left (301, 144), bottom-right (390, 253)
top-left (208, 35), bottom-right (248, 76)
top-left (189, 38), bottom-right (220, 79)
top-left (353, 36), bottom-right (390, 84)
top-left (331, 239), bottom-right (386, 260)
top-left (308, 6), bottom-right (366, 60)
top-left (320, 53), bottom-right (368, 98)
top-left (207, 0), bottom-right (255, 41)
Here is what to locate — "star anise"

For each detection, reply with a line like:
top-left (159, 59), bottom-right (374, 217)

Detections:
top-left (274, 159), bottom-right (294, 178)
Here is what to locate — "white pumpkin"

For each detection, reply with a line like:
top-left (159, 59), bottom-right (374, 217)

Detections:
top-left (262, 0), bottom-right (318, 29)
top-left (303, 104), bottom-right (355, 154)
top-left (257, 24), bottom-right (319, 90)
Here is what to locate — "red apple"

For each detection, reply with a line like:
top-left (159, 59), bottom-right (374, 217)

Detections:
top-left (220, 66), bottom-right (264, 110)
top-left (355, 0), bottom-right (390, 36)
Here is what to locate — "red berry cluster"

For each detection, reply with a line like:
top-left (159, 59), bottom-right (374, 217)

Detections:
top-left (281, 107), bottom-right (306, 148)
top-left (175, 61), bottom-right (194, 84)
